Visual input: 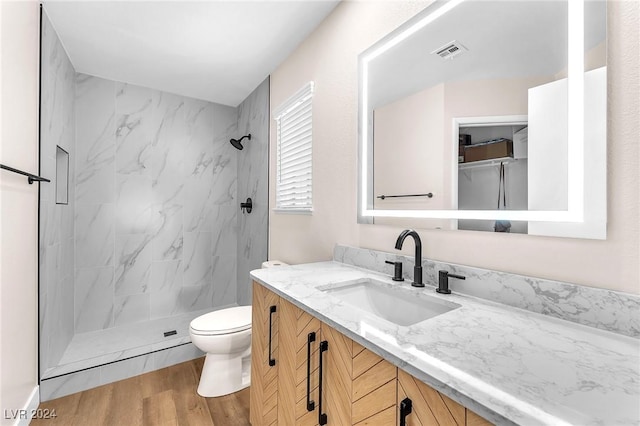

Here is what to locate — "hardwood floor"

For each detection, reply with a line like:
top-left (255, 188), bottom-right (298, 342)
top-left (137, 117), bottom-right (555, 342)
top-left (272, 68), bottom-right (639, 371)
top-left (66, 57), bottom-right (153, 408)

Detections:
top-left (32, 358), bottom-right (251, 426)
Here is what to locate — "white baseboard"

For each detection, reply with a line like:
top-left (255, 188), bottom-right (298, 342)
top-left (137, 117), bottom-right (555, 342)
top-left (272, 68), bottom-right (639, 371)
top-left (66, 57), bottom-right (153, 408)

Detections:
top-left (12, 386), bottom-right (39, 426)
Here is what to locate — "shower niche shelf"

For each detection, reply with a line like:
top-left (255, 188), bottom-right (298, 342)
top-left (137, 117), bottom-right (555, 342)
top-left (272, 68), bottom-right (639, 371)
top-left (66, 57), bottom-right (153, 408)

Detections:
top-left (55, 146), bottom-right (69, 205)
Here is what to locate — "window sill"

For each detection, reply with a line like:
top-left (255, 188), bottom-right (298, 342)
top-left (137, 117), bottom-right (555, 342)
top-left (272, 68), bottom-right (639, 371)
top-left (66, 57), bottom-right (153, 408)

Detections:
top-left (272, 208), bottom-right (313, 215)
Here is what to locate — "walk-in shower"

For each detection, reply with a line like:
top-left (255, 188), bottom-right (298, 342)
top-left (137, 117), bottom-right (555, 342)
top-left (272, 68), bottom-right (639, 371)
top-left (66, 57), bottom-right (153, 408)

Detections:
top-left (38, 9), bottom-right (269, 400)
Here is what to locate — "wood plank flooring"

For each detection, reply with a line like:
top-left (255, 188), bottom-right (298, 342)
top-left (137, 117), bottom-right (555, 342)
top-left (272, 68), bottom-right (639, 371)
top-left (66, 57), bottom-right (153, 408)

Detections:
top-left (32, 357), bottom-right (250, 426)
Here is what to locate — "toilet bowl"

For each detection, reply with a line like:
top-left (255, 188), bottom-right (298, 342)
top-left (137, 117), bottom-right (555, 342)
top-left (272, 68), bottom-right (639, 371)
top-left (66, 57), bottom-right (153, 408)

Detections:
top-left (189, 306), bottom-right (252, 397)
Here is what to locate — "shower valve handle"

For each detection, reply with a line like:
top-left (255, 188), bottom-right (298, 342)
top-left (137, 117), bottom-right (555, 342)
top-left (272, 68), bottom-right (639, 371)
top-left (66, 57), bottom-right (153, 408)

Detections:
top-left (240, 197), bottom-right (252, 214)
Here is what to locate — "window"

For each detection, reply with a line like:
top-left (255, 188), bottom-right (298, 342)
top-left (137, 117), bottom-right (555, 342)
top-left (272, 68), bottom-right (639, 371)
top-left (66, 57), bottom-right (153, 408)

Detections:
top-left (274, 82), bottom-right (314, 213)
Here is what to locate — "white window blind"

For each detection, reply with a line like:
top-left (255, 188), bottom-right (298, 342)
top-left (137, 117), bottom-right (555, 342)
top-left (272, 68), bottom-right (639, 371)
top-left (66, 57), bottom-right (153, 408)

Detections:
top-left (274, 82), bottom-right (314, 213)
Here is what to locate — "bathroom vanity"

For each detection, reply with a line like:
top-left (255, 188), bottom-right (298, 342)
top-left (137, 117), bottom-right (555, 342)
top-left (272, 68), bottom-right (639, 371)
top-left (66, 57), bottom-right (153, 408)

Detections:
top-left (250, 280), bottom-right (490, 426)
top-left (249, 258), bottom-right (639, 426)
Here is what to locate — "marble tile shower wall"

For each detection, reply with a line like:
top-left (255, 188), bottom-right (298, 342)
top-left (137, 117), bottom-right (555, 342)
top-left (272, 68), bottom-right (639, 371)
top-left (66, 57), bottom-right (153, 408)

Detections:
top-left (74, 75), bottom-right (239, 333)
top-left (237, 78), bottom-right (269, 305)
top-left (39, 13), bottom-right (76, 372)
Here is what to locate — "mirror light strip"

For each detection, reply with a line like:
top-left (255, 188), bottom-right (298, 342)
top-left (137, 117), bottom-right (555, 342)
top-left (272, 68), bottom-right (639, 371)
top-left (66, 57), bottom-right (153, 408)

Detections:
top-left (567, 0), bottom-right (585, 221)
top-left (360, 0), bottom-right (465, 64)
top-left (360, 0), bottom-right (586, 223)
top-left (360, 0), bottom-right (464, 217)
top-left (362, 209), bottom-right (579, 222)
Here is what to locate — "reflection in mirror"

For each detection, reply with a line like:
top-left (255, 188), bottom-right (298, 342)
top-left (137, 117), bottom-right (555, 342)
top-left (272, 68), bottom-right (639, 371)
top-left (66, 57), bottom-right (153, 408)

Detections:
top-left (360, 0), bottom-right (607, 238)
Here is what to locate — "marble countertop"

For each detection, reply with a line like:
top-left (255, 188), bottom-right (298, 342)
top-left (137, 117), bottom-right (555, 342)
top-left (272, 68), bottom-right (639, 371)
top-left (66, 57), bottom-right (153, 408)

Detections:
top-left (251, 261), bottom-right (640, 426)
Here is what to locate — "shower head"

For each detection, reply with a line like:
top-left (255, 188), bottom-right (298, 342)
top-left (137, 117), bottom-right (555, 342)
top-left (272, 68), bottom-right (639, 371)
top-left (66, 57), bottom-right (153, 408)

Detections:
top-left (230, 134), bottom-right (251, 150)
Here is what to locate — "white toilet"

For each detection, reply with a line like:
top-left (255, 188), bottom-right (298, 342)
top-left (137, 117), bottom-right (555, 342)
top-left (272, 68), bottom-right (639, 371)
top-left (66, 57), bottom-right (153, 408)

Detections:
top-left (189, 305), bottom-right (252, 397)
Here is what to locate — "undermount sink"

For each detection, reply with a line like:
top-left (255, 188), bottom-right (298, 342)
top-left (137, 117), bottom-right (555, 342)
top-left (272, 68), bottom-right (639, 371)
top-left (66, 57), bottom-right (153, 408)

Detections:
top-left (322, 278), bottom-right (460, 326)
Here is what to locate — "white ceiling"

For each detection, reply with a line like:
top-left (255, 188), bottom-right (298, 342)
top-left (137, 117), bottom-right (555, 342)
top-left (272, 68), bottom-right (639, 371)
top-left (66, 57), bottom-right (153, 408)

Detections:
top-left (43, 1), bottom-right (340, 106)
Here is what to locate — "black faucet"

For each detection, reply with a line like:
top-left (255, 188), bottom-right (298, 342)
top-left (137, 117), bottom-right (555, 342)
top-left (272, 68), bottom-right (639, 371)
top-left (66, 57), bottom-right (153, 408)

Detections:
top-left (395, 229), bottom-right (423, 287)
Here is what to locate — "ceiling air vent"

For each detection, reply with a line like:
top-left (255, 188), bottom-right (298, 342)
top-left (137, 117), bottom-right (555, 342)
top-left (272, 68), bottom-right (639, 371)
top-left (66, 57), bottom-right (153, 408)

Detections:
top-left (431, 40), bottom-right (467, 60)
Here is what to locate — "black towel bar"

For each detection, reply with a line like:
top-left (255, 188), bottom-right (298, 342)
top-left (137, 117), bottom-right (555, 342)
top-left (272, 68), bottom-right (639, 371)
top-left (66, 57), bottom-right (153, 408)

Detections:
top-left (1, 164), bottom-right (50, 184)
top-left (377, 192), bottom-right (433, 200)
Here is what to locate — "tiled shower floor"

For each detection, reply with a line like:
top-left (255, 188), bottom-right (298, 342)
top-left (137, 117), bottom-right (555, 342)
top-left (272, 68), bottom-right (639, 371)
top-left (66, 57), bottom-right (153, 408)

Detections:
top-left (42, 308), bottom-right (216, 380)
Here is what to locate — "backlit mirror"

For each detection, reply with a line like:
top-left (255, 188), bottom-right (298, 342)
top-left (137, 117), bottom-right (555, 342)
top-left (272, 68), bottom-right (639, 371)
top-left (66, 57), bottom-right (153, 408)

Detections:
top-left (358, 0), bottom-right (607, 239)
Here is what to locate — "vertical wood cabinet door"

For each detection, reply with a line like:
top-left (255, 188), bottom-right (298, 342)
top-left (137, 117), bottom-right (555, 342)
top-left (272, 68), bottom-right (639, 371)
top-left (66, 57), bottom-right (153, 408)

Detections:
top-left (397, 368), bottom-right (465, 426)
top-left (317, 325), bottom-right (399, 426)
top-left (318, 321), bottom-right (353, 426)
top-left (351, 341), bottom-right (397, 425)
top-left (277, 297), bottom-right (322, 426)
top-left (250, 282), bottom-right (280, 426)
top-left (397, 369), bottom-right (493, 426)
top-left (466, 410), bottom-right (494, 426)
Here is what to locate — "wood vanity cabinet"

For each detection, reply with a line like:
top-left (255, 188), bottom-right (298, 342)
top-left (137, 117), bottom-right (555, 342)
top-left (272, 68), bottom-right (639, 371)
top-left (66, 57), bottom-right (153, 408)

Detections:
top-left (398, 369), bottom-right (492, 426)
top-left (467, 411), bottom-right (493, 426)
top-left (398, 368), bottom-right (465, 425)
top-left (277, 292), bottom-right (321, 425)
top-left (276, 294), bottom-right (397, 426)
top-left (251, 282), bottom-right (493, 426)
top-left (250, 282), bottom-right (281, 426)
top-left (350, 340), bottom-right (398, 424)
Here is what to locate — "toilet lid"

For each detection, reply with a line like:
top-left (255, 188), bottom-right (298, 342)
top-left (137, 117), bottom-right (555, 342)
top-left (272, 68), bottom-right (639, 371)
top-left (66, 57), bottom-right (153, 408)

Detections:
top-left (190, 306), bottom-right (252, 335)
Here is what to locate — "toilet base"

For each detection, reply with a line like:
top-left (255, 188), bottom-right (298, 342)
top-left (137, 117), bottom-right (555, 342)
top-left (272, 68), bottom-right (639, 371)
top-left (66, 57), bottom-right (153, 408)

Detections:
top-left (197, 351), bottom-right (251, 397)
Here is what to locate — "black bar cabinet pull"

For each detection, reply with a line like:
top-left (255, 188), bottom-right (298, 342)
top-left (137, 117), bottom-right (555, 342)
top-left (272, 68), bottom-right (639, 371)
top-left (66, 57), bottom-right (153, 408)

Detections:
top-left (377, 192), bottom-right (433, 200)
top-left (306, 332), bottom-right (316, 412)
top-left (318, 340), bottom-right (328, 425)
top-left (268, 305), bottom-right (276, 367)
top-left (400, 397), bottom-right (413, 426)
top-left (0, 164), bottom-right (50, 184)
